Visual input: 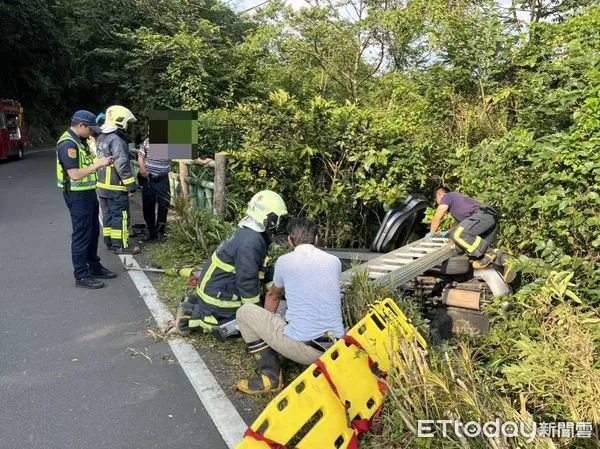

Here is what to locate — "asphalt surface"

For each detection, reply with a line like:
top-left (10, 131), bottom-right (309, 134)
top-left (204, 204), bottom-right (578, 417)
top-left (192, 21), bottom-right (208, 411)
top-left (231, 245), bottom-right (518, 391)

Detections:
top-left (0, 149), bottom-right (228, 449)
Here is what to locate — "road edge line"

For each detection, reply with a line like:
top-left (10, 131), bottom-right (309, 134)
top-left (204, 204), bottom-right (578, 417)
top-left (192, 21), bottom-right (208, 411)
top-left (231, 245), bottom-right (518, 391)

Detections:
top-left (119, 255), bottom-right (247, 449)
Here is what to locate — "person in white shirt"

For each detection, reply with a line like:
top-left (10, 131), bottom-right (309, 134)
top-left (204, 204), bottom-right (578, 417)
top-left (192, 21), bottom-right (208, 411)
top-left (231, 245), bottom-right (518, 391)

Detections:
top-left (236, 218), bottom-right (344, 395)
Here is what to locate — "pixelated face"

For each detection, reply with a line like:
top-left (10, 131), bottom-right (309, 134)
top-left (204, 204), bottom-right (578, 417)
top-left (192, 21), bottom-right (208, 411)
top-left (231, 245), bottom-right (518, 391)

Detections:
top-left (147, 110), bottom-right (198, 160)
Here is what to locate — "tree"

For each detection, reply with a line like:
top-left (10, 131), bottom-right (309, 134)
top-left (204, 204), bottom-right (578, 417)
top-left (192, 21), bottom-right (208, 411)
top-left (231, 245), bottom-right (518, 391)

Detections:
top-left (0, 0), bottom-right (70, 127)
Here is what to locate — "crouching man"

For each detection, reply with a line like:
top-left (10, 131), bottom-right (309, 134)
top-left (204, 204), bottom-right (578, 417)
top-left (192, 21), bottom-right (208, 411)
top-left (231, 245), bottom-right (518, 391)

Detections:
top-left (236, 218), bottom-right (345, 395)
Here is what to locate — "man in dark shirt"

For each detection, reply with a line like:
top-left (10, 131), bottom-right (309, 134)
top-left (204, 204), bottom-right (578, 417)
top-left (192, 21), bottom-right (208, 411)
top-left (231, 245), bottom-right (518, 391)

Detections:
top-left (137, 137), bottom-right (214, 241)
top-left (137, 138), bottom-right (171, 241)
top-left (428, 187), bottom-right (499, 269)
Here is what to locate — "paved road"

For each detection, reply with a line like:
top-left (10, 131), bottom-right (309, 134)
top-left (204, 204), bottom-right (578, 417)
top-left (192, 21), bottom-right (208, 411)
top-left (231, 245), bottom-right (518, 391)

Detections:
top-left (0, 149), bottom-right (228, 449)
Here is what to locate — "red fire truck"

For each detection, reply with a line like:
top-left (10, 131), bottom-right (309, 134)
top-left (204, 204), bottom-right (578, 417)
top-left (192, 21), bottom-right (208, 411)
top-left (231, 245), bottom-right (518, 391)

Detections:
top-left (0, 99), bottom-right (27, 161)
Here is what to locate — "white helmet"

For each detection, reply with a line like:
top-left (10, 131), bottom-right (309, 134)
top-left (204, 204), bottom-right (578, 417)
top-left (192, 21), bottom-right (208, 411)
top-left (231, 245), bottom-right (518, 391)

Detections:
top-left (246, 190), bottom-right (287, 230)
top-left (104, 105), bottom-right (137, 130)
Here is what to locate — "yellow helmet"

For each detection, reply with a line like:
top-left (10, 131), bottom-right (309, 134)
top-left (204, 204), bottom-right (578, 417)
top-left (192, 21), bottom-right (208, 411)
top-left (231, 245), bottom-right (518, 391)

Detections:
top-left (246, 190), bottom-right (288, 230)
top-left (104, 105), bottom-right (137, 130)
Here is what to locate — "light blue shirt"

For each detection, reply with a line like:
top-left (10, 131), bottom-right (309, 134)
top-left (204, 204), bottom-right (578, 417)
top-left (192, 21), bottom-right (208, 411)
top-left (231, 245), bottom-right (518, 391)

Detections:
top-left (273, 244), bottom-right (344, 341)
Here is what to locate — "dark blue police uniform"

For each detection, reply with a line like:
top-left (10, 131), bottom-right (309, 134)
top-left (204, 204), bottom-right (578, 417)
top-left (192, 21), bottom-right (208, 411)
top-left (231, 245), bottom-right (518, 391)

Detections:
top-left (56, 129), bottom-right (104, 280)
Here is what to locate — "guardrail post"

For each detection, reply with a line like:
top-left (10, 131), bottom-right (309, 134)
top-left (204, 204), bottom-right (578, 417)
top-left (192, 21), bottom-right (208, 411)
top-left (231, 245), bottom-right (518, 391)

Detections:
top-left (179, 161), bottom-right (189, 199)
top-left (213, 152), bottom-right (226, 217)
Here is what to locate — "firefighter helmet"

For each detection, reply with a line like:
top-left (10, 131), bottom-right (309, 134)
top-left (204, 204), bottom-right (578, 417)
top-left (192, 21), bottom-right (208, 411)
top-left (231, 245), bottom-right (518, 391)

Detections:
top-left (104, 105), bottom-right (136, 130)
top-left (246, 190), bottom-right (287, 230)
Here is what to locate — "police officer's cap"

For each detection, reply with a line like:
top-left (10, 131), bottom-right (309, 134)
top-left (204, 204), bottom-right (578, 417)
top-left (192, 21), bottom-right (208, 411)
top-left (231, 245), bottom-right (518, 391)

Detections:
top-left (72, 110), bottom-right (102, 133)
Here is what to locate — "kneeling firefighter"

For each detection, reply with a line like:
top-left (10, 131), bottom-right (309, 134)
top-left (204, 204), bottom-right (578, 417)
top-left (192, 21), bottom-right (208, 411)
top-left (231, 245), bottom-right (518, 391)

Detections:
top-left (96, 105), bottom-right (138, 252)
top-left (175, 190), bottom-right (288, 334)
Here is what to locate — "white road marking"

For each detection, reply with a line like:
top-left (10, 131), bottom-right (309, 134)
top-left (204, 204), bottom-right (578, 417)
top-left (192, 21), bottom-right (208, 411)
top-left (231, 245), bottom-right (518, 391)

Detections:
top-left (25, 147), bottom-right (53, 154)
top-left (119, 255), bottom-right (248, 449)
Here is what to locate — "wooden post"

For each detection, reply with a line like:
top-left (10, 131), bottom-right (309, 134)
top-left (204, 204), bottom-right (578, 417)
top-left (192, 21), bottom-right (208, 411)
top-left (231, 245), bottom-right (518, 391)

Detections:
top-left (179, 161), bottom-right (189, 199)
top-left (213, 152), bottom-right (227, 217)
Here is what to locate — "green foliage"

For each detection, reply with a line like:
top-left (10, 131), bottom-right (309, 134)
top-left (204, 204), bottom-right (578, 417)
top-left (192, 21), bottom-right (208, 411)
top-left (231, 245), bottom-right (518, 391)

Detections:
top-left (219, 90), bottom-right (447, 246)
top-left (0, 0), bottom-right (71, 129)
top-left (455, 50), bottom-right (600, 301)
top-left (0, 0), bottom-right (256, 131)
top-left (123, 1), bottom-right (259, 116)
top-left (149, 196), bottom-right (235, 269)
top-left (481, 269), bottom-right (600, 424)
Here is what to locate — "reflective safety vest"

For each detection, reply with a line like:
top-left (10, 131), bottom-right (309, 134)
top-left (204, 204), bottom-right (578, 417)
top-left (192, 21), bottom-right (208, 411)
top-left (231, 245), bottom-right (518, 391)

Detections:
top-left (56, 131), bottom-right (97, 191)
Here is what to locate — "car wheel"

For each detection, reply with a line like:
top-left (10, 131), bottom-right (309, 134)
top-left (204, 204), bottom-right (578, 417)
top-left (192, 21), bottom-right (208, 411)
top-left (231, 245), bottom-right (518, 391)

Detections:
top-left (425, 255), bottom-right (471, 275)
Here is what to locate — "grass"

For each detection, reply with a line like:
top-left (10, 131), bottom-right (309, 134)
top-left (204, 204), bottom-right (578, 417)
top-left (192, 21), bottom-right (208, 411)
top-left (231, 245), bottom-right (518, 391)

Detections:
top-left (148, 258), bottom-right (291, 415)
top-left (152, 273), bottom-right (189, 310)
top-left (361, 271), bottom-right (600, 449)
top-left (343, 269), bottom-right (430, 338)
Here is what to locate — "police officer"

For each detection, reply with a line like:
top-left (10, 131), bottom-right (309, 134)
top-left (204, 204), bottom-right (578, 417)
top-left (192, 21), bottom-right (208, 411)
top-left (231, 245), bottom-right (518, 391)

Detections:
top-left (175, 190), bottom-right (288, 333)
top-left (56, 111), bottom-right (117, 289)
top-left (96, 105), bottom-right (138, 253)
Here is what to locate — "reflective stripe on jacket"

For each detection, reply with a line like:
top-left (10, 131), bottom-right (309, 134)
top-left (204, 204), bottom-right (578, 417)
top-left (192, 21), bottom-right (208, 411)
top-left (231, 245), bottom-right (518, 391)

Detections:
top-left (196, 227), bottom-right (270, 308)
top-left (56, 131), bottom-right (97, 191)
top-left (96, 131), bottom-right (137, 193)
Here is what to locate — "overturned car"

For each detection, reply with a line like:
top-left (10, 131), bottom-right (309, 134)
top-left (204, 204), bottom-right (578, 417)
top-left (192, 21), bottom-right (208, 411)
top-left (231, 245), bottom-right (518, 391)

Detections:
top-left (328, 195), bottom-right (514, 342)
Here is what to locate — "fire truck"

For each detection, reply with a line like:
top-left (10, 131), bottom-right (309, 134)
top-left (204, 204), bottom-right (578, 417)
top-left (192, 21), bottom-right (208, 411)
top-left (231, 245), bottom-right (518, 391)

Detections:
top-left (0, 99), bottom-right (27, 161)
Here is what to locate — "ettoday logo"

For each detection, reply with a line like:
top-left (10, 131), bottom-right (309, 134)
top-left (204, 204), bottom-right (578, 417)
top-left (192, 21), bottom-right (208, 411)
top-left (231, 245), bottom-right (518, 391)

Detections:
top-left (417, 420), bottom-right (594, 442)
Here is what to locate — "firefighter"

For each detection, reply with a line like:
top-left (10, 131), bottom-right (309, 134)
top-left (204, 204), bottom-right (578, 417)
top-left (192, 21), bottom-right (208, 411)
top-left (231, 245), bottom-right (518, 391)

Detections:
top-left (91, 112), bottom-right (107, 223)
top-left (96, 105), bottom-right (138, 253)
top-left (175, 190), bottom-right (288, 333)
top-left (428, 187), bottom-right (513, 281)
top-left (56, 110), bottom-right (117, 289)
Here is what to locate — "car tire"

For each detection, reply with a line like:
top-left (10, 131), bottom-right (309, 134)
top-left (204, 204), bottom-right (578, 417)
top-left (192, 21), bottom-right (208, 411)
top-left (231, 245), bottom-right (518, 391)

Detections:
top-left (10, 145), bottom-right (24, 161)
top-left (425, 255), bottom-right (471, 275)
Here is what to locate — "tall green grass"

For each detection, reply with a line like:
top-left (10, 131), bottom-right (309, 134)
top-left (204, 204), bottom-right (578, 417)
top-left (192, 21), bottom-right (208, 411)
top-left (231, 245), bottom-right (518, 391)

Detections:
top-left (359, 270), bottom-right (600, 448)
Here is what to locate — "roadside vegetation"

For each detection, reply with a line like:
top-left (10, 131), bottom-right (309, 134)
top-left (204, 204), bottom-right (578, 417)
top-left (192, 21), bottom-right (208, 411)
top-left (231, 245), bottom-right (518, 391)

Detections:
top-left (4, 0), bottom-right (600, 446)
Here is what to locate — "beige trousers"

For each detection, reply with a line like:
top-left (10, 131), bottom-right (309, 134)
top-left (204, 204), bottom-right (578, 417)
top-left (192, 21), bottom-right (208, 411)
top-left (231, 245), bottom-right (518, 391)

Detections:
top-left (236, 304), bottom-right (322, 365)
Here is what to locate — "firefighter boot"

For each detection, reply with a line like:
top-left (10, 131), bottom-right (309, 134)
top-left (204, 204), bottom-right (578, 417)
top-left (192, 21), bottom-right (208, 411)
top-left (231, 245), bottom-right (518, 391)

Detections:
top-left (491, 250), bottom-right (517, 283)
top-left (472, 250), bottom-right (497, 270)
top-left (502, 263), bottom-right (516, 284)
top-left (174, 301), bottom-right (195, 335)
top-left (237, 340), bottom-right (283, 395)
top-left (496, 250), bottom-right (517, 283)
